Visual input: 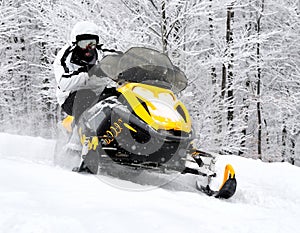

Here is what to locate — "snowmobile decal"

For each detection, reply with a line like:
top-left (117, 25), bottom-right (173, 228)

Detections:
top-left (123, 123), bottom-right (137, 133)
top-left (79, 118), bottom-right (138, 149)
top-left (79, 128), bottom-right (99, 151)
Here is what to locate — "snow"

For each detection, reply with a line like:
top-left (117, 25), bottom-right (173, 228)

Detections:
top-left (0, 132), bottom-right (300, 233)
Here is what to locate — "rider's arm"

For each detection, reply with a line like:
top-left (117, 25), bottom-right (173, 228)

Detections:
top-left (53, 45), bottom-right (89, 92)
top-left (58, 72), bottom-right (88, 92)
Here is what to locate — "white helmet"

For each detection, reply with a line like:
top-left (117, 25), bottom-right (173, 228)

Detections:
top-left (70, 21), bottom-right (99, 44)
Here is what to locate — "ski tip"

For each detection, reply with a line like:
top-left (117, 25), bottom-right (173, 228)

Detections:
top-left (196, 177), bottom-right (237, 199)
top-left (215, 177), bottom-right (237, 199)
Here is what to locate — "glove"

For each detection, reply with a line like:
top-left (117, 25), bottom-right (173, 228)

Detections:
top-left (88, 65), bottom-right (107, 77)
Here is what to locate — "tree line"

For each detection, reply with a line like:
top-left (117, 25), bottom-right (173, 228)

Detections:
top-left (0, 0), bottom-right (299, 164)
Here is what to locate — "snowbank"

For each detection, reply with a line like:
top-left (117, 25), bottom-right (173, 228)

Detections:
top-left (0, 133), bottom-right (300, 233)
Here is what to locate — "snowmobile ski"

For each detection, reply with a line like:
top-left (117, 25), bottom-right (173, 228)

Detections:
top-left (196, 164), bottom-right (237, 199)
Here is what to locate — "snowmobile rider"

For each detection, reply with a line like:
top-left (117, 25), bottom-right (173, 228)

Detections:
top-left (53, 21), bottom-right (118, 125)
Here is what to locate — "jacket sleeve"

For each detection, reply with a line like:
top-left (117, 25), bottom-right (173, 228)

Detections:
top-left (58, 72), bottom-right (88, 92)
top-left (53, 45), bottom-right (89, 92)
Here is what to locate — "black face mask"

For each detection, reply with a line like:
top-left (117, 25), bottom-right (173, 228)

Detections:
top-left (71, 46), bottom-right (97, 66)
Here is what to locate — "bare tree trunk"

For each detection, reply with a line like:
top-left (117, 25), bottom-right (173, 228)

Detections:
top-left (161, 0), bottom-right (168, 54)
top-left (221, 2), bottom-right (234, 124)
top-left (226, 5), bottom-right (234, 123)
top-left (240, 79), bottom-right (250, 155)
top-left (282, 123), bottom-right (287, 160)
top-left (208, 0), bottom-right (223, 148)
top-left (264, 118), bottom-right (270, 150)
top-left (256, 0), bottom-right (264, 159)
top-left (257, 63), bottom-right (262, 158)
top-left (221, 64), bottom-right (227, 99)
top-left (209, 0), bottom-right (217, 90)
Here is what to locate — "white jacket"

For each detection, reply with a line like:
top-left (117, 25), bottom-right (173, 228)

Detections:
top-left (53, 44), bottom-right (111, 105)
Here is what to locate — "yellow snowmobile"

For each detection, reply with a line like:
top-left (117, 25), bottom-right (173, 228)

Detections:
top-left (61, 47), bottom-right (236, 199)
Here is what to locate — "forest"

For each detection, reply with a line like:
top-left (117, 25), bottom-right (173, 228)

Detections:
top-left (0, 0), bottom-right (299, 164)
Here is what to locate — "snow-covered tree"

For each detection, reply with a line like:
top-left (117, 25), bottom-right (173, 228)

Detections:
top-left (0, 0), bottom-right (299, 164)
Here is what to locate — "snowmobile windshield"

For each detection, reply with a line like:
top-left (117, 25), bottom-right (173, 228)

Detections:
top-left (99, 47), bottom-right (188, 92)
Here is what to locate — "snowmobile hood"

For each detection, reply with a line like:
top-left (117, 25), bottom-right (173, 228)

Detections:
top-left (117, 82), bottom-right (192, 133)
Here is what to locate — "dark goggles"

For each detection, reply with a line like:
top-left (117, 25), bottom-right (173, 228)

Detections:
top-left (77, 39), bottom-right (97, 49)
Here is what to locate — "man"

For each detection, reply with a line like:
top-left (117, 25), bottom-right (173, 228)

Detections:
top-left (53, 21), bottom-right (117, 150)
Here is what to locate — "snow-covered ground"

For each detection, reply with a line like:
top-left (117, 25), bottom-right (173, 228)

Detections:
top-left (0, 132), bottom-right (300, 233)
